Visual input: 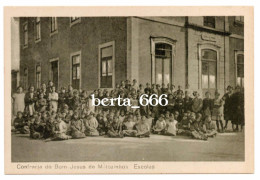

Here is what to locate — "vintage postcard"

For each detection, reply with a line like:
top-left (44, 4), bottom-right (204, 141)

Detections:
top-left (4, 6), bottom-right (254, 174)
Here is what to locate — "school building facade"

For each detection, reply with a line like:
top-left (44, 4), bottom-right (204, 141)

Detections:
top-left (18, 16), bottom-right (244, 97)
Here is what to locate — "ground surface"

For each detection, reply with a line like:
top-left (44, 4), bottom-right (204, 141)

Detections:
top-left (11, 131), bottom-right (244, 162)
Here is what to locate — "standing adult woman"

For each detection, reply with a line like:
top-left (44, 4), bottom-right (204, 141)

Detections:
top-left (12, 86), bottom-right (25, 118)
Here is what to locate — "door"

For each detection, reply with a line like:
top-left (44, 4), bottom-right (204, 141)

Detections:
top-left (51, 61), bottom-right (58, 89)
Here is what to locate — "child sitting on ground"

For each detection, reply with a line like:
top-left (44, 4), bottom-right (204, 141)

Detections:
top-left (202, 115), bottom-right (218, 137)
top-left (70, 111), bottom-right (86, 139)
top-left (96, 114), bottom-right (107, 135)
top-left (30, 116), bottom-right (45, 139)
top-left (13, 111), bottom-right (29, 134)
top-left (84, 112), bottom-right (99, 136)
top-left (52, 113), bottom-right (71, 141)
top-left (122, 116), bottom-right (137, 137)
top-left (43, 116), bottom-right (55, 139)
top-left (165, 113), bottom-right (178, 136)
top-left (135, 116), bottom-right (150, 138)
top-left (189, 113), bottom-right (208, 140)
top-left (107, 116), bottom-right (123, 138)
top-left (153, 114), bottom-right (166, 134)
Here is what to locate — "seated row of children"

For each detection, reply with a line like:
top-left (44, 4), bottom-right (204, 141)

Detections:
top-left (13, 104), bottom-right (217, 141)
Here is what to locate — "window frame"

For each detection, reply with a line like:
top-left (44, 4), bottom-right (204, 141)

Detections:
top-left (23, 67), bottom-right (28, 90)
top-left (34, 17), bottom-right (41, 43)
top-left (22, 21), bottom-right (28, 49)
top-left (203, 16), bottom-right (216, 28)
top-left (198, 44), bottom-right (220, 90)
top-left (70, 51), bottom-right (82, 89)
top-left (235, 16), bottom-right (244, 23)
top-left (50, 17), bottom-right (58, 36)
top-left (201, 49), bottom-right (217, 90)
top-left (49, 58), bottom-right (59, 89)
top-left (154, 43), bottom-right (173, 85)
top-left (98, 41), bottom-right (115, 89)
top-left (150, 37), bottom-right (176, 85)
top-left (35, 64), bottom-right (41, 89)
top-left (70, 17), bottom-right (81, 27)
top-left (235, 51), bottom-right (244, 87)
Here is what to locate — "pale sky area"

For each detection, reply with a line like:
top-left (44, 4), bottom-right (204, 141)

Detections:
top-left (11, 17), bottom-right (20, 70)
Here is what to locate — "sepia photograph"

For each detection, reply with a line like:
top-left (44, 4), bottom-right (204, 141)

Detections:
top-left (4, 6), bottom-right (254, 174)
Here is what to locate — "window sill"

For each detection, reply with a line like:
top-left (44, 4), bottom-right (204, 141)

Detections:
top-left (35, 39), bottom-right (41, 44)
top-left (22, 45), bottom-right (28, 49)
top-left (50, 30), bottom-right (58, 37)
top-left (234, 20), bottom-right (244, 26)
top-left (70, 19), bottom-right (81, 27)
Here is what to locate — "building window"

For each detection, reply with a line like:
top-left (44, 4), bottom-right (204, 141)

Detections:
top-left (71, 17), bottom-right (80, 22)
top-left (70, 17), bottom-right (81, 27)
top-left (203, 16), bottom-right (215, 28)
top-left (24, 68), bottom-right (28, 90)
top-left (100, 45), bottom-right (113, 88)
top-left (235, 16), bottom-right (244, 22)
top-left (72, 54), bottom-right (81, 89)
top-left (36, 65), bottom-right (41, 89)
top-left (23, 23), bottom-right (28, 47)
top-left (50, 59), bottom-right (59, 89)
top-left (51, 17), bottom-right (58, 33)
top-left (201, 49), bottom-right (217, 90)
top-left (236, 53), bottom-right (244, 87)
top-left (35, 17), bottom-right (41, 42)
top-left (154, 43), bottom-right (172, 85)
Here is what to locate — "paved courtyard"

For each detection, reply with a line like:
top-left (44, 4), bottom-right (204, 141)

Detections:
top-left (11, 131), bottom-right (245, 162)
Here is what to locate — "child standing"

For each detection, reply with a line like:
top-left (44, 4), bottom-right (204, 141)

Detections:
top-left (212, 91), bottom-right (224, 132)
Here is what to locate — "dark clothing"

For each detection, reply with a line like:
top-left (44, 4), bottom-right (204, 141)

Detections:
top-left (30, 123), bottom-right (44, 139)
top-left (24, 92), bottom-right (37, 106)
top-left (58, 92), bottom-right (67, 109)
top-left (175, 97), bottom-right (184, 114)
top-left (202, 98), bottom-right (213, 116)
top-left (43, 121), bottom-right (55, 139)
top-left (223, 93), bottom-right (233, 121)
top-left (183, 97), bottom-right (193, 112)
top-left (231, 92), bottom-right (244, 124)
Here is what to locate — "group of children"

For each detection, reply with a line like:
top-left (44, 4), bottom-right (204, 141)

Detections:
top-left (12, 80), bottom-right (244, 141)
